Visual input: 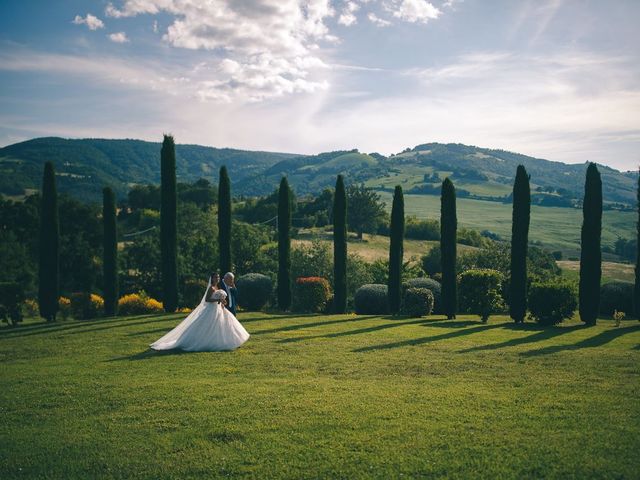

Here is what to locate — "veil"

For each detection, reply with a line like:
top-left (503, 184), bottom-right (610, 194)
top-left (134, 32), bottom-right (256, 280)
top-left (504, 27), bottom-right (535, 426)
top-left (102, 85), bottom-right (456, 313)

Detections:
top-left (149, 278), bottom-right (214, 349)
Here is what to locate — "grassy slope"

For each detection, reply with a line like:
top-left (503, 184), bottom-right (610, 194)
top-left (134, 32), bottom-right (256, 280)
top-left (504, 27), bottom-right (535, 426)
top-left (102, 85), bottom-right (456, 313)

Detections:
top-left (1, 313), bottom-right (639, 479)
top-left (379, 192), bottom-right (636, 255)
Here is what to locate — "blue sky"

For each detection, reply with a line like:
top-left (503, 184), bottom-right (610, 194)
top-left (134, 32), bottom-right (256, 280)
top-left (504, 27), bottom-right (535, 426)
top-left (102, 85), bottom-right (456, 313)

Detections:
top-left (0, 0), bottom-right (639, 170)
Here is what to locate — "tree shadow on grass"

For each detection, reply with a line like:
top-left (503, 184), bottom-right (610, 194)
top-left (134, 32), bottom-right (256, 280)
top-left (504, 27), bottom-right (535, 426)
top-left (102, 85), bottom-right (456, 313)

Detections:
top-left (459, 323), bottom-right (585, 353)
top-left (278, 317), bottom-right (436, 343)
top-left (353, 323), bottom-right (503, 352)
top-left (521, 324), bottom-right (640, 356)
top-left (250, 315), bottom-right (377, 335)
top-left (107, 348), bottom-right (194, 362)
top-left (0, 314), bottom-right (179, 340)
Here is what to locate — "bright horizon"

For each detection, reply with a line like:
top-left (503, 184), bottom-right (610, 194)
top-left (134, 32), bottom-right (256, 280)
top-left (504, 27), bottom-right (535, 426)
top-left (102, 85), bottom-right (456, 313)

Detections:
top-left (1, 0), bottom-right (639, 171)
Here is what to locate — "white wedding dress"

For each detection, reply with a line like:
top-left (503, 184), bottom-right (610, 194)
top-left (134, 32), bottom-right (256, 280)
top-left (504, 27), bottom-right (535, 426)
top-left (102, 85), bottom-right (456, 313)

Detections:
top-left (150, 282), bottom-right (250, 352)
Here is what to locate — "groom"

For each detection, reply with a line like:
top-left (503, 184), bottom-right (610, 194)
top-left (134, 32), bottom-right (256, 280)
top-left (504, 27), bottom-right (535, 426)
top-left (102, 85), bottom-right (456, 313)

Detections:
top-left (219, 272), bottom-right (238, 316)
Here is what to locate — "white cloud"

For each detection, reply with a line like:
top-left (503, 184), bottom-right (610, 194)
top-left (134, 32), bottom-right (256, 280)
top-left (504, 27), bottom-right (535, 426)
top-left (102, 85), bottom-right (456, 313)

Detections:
top-left (108, 32), bottom-right (130, 43)
top-left (368, 12), bottom-right (392, 27)
top-left (153, 20), bottom-right (159, 33)
top-left (338, 1), bottom-right (359, 26)
top-left (103, 1), bottom-right (336, 100)
top-left (72, 14), bottom-right (105, 30)
top-left (387, 0), bottom-right (440, 23)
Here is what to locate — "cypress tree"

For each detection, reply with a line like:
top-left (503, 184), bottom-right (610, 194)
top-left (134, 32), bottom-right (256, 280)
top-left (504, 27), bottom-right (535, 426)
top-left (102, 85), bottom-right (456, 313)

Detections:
top-left (277, 177), bottom-right (292, 310)
top-left (440, 178), bottom-right (457, 319)
top-left (218, 165), bottom-right (232, 275)
top-left (160, 135), bottom-right (178, 313)
top-left (509, 165), bottom-right (531, 323)
top-left (333, 175), bottom-right (348, 313)
top-left (388, 185), bottom-right (405, 314)
top-left (579, 163), bottom-right (602, 325)
top-left (634, 170), bottom-right (639, 319)
top-left (103, 187), bottom-right (118, 316)
top-left (38, 161), bottom-right (59, 322)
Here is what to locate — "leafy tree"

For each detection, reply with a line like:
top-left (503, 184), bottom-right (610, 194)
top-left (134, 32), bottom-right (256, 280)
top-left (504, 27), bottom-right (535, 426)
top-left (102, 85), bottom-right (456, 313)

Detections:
top-left (636, 171), bottom-right (640, 319)
top-left (440, 178), bottom-right (457, 319)
top-left (178, 178), bottom-right (217, 210)
top-left (333, 175), bottom-right (347, 313)
top-left (128, 184), bottom-right (160, 210)
top-left (458, 269), bottom-right (504, 323)
top-left (346, 184), bottom-right (386, 239)
top-left (388, 186), bottom-right (404, 313)
top-left (231, 221), bottom-right (271, 275)
top-left (509, 165), bottom-right (530, 323)
top-left (38, 162), bottom-right (59, 321)
top-left (58, 195), bottom-right (102, 294)
top-left (218, 165), bottom-right (232, 275)
top-left (277, 177), bottom-right (292, 310)
top-left (579, 163), bottom-right (602, 325)
top-left (160, 135), bottom-right (178, 312)
top-left (103, 187), bottom-right (118, 316)
top-left (122, 234), bottom-right (162, 299)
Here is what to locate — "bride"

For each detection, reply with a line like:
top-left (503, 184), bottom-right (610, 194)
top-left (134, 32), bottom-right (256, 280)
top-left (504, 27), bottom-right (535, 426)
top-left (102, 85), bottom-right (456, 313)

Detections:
top-left (150, 273), bottom-right (250, 352)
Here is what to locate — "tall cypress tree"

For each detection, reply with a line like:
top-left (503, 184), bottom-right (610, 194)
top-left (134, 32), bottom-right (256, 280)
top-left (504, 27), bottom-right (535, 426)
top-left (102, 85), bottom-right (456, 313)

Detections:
top-left (160, 135), bottom-right (178, 313)
top-left (102, 187), bottom-right (118, 316)
top-left (440, 178), bottom-right (457, 320)
top-left (388, 185), bottom-right (405, 314)
top-left (509, 165), bottom-right (531, 323)
top-left (38, 161), bottom-right (59, 322)
top-left (218, 165), bottom-right (232, 275)
top-left (579, 163), bottom-right (602, 325)
top-left (634, 170), bottom-right (639, 319)
top-left (277, 177), bottom-right (292, 310)
top-left (333, 175), bottom-right (348, 313)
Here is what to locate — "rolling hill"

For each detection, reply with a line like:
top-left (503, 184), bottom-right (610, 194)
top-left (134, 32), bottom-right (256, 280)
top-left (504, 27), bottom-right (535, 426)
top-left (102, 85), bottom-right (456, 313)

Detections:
top-left (0, 137), bottom-right (636, 207)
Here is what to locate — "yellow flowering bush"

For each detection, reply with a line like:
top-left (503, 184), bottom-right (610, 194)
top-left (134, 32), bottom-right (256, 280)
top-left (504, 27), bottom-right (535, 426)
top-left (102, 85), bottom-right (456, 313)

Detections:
top-left (118, 292), bottom-right (163, 316)
top-left (69, 293), bottom-right (104, 319)
top-left (58, 297), bottom-right (71, 320)
top-left (23, 299), bottom-right (39, 317)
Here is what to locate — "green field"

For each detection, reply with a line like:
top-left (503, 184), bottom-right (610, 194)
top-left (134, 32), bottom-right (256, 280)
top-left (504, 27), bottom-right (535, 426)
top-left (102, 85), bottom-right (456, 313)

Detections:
top-left (1, 313), bottom-right (639, 478)
top-left (379, 192), bottom-right (636, 256)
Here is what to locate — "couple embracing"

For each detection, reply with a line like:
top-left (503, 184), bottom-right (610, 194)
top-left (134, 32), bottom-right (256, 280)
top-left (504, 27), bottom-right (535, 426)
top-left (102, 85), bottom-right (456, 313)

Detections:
top-left (150, 272), bottom-right (250, 352)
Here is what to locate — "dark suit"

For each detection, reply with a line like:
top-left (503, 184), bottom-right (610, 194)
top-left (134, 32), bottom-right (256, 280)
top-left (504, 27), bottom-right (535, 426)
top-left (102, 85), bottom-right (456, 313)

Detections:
top-left (219, 280), bottom-right (238, 316)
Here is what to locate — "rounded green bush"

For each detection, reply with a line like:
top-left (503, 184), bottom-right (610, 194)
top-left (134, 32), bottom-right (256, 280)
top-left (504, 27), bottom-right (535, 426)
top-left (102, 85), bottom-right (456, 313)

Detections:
top-left (236, 273), bottom-right (273, 311)
top-left (354, 284), bottom-right (388, 315)
top-left (599, 281), bottom-right (633, 317)
top-left (292, 277), bottom-right (331, 313)
top-left (402, 287), bottom-right (434, 317)
top-left (528, 281), bottom-right (577, 326)
top-left (458, 269), bottom-right (504, 322)
top-left (402, 277), bottom-right (441, 313)
top-left (181, 278), bottom-right (208, 308)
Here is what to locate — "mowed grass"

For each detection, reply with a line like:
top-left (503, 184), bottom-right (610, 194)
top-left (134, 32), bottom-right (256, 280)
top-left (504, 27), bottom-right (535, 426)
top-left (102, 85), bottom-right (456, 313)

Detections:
top-left (378, 192), bottom-right (636, 255)
top-left (1, 313), bottom-right (639, 479)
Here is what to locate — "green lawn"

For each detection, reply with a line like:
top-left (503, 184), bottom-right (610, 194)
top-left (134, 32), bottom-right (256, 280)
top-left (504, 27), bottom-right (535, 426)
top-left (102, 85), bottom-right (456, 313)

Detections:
top-left (378, 192), bottom-right (636, 256)
top-left (1, 313), bottom-right (639, 479)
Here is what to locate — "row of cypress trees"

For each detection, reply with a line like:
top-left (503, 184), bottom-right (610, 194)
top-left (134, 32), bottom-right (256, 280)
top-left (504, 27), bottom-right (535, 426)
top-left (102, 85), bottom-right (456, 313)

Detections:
top-left (35, 144), bottom-right (639, 322)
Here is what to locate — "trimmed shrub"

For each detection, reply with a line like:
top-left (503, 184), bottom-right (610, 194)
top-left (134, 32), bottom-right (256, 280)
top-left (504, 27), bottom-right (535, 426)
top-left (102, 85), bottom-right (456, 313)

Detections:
top-left (118, 292), bottom-right (164, 316)
top-left (182, 279), bottom-right (208, 308)
top-left (599, 281), bottom-right (633, 316)
top-left (58, 297), bottom-right (71, 320)
top-left (354, 284), bottom-right (388, 315)
top-left (237, 273), bottom-right (273, 311)
top-left (402, 277), bottom-right (442, 313)
top-left (0, 282), bottom-right (25, 326)
top-left (528, 281), bottom-right (577, 326)
top-left (69, 293), bottom-right (104, 319)
top-left (402, 287), bottom-right (434, 317)
top-left (292, 277), bottom-right (331, 313)
top-left (458, 269), bottom-right (505, 322)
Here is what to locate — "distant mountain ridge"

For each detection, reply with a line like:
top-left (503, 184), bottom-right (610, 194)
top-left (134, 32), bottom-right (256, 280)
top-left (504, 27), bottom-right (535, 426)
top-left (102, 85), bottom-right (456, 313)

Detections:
top-left (0, 137), bottom-right (636, 206)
